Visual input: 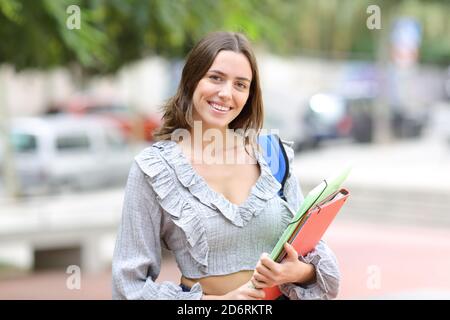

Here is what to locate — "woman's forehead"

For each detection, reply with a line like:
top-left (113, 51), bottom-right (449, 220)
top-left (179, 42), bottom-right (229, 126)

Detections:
top-left (208, 50), bottom-right (252, 81)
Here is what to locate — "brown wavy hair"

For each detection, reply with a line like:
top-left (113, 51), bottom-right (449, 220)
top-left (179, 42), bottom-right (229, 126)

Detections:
top-left (153, 31), bottom-right (264, 144)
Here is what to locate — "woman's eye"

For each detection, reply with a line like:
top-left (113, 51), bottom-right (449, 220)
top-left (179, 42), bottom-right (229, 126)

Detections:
top-left (209, 75), bottom-right (222, 81)
top-left (236, 82), bottom-right (248, 89)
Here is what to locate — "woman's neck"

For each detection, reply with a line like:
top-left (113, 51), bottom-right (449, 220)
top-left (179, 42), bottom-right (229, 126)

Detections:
top-left (182, 127), bottom-right (246, 165)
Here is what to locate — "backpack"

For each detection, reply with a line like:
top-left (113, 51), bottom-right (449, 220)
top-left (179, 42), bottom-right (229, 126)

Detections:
top-left (257, 134), bottom-right (289, 201)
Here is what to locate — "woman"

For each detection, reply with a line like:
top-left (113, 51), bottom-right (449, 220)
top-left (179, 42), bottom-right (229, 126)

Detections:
top-left (112, 31), bottom-right (340, 300)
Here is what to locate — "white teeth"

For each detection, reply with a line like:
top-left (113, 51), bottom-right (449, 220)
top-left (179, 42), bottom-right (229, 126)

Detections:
top-left (209, 102), bottom-right (230, 111)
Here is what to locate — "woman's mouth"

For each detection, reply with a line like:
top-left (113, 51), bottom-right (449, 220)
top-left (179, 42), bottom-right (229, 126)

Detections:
top-left (208, 101), bottom-right (231, 114)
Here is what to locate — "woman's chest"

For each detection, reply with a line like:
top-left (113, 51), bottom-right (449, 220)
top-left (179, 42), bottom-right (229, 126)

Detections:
top-left (162, 195), bottom-right (293, 249)
top-left (192, 162), bottom-right (260, 205)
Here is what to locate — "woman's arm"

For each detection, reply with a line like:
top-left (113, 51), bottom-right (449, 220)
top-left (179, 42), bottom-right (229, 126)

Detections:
top-left (112, 161), bottom-right (203, 300)
top-left (279, 240), bottom-right (340, 299)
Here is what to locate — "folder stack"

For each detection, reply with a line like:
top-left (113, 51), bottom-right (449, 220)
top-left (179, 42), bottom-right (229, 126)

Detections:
top-left (263, 166), bottom-right (352, 300)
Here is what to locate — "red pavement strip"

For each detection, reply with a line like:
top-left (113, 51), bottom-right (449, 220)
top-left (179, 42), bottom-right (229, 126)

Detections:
top-left (326, 218), bottom-right (450, 299)
top-left (1, 219), bottom-right (449, 300)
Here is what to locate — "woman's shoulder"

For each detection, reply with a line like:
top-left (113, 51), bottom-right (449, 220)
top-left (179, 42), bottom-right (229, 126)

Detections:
top-left (135, 140), bottom-right (174, 157)
top-left (134, 140), bottom-right (175, 178)
top-left (133, 139), bottom-right (196, 192)
top-left (130, 141), bottom-right (184, 208)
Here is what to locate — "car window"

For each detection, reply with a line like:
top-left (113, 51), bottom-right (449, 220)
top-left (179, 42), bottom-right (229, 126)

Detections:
top-left (11, 133), bottom-right (37, 153)
top-left (56, 134), bottom-right (90, 152)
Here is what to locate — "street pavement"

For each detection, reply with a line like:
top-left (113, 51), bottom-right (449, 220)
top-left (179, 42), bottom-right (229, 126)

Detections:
top-left (327, 219), bottom-right (450, 299)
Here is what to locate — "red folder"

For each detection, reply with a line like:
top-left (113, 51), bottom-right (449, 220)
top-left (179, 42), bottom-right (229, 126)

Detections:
top-left (263, 188), bottom-right (350, 300)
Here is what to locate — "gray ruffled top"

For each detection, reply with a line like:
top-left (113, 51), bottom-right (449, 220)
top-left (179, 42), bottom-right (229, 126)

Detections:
top-left (112, 139), bottom-right (340, 300)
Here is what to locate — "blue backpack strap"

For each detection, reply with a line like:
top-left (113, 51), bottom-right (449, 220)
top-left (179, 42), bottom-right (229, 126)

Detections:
top-left (257, 134), bottom-right (289, 200)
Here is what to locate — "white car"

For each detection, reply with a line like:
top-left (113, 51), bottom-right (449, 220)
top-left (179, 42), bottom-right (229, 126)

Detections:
top-left (3, 115), bottom-right (139, 196)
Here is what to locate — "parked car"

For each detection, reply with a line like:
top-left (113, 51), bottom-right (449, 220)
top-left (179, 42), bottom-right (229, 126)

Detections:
top-left (49, 96), bottom-right (162, 142)
top-left (295, 91), bottom-right (427, 150)
top-left (4, 115), bottom-right (137, 196)
top-left (295, 93), bottom-right (364, 150)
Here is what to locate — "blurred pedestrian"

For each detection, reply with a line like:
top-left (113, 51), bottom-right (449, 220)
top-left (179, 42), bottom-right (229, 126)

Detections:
top-left (112, 31), bottom-right (340, 300)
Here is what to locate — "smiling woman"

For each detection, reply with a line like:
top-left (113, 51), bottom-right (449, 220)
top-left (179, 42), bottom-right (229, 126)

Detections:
top-left (153, 31), bottom-right (264, 142)
top-left (192, 50), bottom-right (252, 131)
top-left (112, 31), bottom-right (340, 300)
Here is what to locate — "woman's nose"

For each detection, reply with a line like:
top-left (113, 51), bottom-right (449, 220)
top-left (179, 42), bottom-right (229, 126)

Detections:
top-left (218, 82), bottom-right (232, 100)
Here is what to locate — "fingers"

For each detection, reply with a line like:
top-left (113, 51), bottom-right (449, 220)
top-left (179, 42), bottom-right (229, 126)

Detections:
top-left (284, 242), bottom-right (299, 260)
top-left (246, 287), bottom-right (266, 300)
top-left (239, 282), bottom-right (265, 300)
top-left (251, 277), bottom-right (266, 289)
top-left (255, 263), bottom-right (272, 279)
top-left (259, 253), bottom-right (279, 271)
top-left (252, 273), bottom-right (270, 288)
top-left (257, 251), bottom-right (297, 286)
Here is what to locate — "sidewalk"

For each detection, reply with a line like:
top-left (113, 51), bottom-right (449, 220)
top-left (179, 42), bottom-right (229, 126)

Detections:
top-left (326, 219), bottom-right (450, 299)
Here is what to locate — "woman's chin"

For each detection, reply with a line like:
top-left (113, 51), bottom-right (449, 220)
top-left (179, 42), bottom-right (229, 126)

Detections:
top-left (200, 116), bottom-right (232, 130)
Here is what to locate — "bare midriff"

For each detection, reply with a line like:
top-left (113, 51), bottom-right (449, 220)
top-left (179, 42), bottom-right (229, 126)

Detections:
top-left (181, 270), bottom-right (254, 296)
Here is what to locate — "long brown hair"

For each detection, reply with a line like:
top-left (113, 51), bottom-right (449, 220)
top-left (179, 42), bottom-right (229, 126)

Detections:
top-left (153, 31), bottom-right (264, 144)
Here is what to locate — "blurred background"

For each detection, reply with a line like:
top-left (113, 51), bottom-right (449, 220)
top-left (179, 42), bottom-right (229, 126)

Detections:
top-left (1, 0), bottom-right (450, 299)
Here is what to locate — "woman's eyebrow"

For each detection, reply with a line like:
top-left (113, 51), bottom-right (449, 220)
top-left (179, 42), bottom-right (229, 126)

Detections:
top-left (209, 69), bottom-right (251, 83)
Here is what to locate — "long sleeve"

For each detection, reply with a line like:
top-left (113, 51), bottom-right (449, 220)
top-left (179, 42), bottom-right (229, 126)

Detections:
top-left (279, 139), bottom-right (341, 300)
top-left (112, 161), bottom-right (203, 300)
top-left (279, 239), bottom-right (340, 300)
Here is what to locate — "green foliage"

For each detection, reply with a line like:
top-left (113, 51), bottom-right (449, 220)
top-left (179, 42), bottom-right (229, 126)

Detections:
top-left (0, 0), bottom-right (448, 74)
top-left (0, 0), bottom-right (110, 71)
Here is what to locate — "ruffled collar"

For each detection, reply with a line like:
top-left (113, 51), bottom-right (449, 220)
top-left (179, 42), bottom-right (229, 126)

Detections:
top-left (151, 139), bottom-right (281, 227)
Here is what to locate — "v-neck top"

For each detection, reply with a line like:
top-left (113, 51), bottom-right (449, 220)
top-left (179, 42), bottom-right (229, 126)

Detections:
top-left (112, 139), bottom-right (341, 300)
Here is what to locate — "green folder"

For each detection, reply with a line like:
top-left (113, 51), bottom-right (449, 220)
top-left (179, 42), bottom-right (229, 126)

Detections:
top-left (269, 165), bottom-right (352, 261)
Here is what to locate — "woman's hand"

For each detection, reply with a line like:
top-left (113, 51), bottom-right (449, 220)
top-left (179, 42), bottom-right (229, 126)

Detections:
top-left (202, 280), bottom-right (265, 300)
top-left (251, 242), bottom-right (316, 289)
top-left (222, 281), bottom-right (266, 300)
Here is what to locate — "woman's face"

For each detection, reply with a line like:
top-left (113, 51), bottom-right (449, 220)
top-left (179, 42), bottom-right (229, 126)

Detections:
top-left (191, 50), bottom-right (253, 131)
